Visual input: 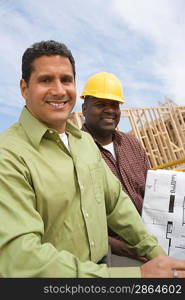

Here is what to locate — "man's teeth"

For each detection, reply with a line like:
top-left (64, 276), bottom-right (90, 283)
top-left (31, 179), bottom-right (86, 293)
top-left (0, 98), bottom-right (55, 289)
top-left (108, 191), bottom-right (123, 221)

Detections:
top-left (48, 102), bottom-right (66, 108)
top-left (103, 117), bottom-right (114, 120)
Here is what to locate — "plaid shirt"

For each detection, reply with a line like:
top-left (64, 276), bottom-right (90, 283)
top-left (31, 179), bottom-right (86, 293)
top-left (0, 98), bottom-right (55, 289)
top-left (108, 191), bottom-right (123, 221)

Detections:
top-left (82, 124), bottom-right (150, 214)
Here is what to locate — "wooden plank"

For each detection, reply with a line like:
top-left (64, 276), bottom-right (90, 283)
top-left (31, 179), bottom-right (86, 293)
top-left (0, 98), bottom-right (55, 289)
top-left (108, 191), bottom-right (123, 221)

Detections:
top-left (69, 105), bottom-right (185, 169)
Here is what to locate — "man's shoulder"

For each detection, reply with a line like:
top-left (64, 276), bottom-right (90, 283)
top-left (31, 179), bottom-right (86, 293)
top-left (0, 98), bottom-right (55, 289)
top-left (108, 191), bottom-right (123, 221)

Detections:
top-left (0, 122), bottom-right (28, 153)
top-left (0, 123), bottom-right (19, 145)
top-left (116, 130), bottom-right (148, 161)
top-left (116, 130), bottom-right (140, 144)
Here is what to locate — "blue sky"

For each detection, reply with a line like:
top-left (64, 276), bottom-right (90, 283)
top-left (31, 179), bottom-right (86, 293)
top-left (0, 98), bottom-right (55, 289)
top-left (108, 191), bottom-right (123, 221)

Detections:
top-left (0, 0), bottom-right (185, 132)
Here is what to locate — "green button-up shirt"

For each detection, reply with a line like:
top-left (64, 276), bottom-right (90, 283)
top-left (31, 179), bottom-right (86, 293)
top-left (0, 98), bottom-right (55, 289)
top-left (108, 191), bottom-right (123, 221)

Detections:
top-left (0, 107), bottom-right (166, 278)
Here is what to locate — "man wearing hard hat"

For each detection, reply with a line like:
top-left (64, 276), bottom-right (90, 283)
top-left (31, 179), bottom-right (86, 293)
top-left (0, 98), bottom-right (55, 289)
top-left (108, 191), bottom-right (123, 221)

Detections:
top-left (81, 72), bottom-right (150, 266)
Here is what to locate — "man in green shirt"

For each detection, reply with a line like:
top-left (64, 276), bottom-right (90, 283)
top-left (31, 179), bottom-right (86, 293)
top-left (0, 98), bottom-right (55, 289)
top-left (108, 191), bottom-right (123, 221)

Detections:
top-left (0, 40), bottom-right (184, 278)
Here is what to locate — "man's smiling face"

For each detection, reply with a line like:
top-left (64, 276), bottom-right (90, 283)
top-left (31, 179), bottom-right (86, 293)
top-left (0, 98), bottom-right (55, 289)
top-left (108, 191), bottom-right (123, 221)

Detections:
top-left (82, 97), bottom-right (121, 136)
top-left (20, 55), bottom-right (76, 133)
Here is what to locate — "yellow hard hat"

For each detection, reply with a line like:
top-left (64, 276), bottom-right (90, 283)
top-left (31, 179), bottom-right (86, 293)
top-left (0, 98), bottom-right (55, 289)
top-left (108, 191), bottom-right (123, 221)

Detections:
top-left (80, 72), bottom-right (125, 104)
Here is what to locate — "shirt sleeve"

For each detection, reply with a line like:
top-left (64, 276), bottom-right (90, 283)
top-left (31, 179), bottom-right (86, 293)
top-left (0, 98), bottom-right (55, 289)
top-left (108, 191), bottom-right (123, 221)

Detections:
top-left (0, 147), bottom-right (144, 278)
top-left (102, 159), bottom-right (166, 260)
top-left (131, 134), bottom-right (151, 175)
top-left (140, 141), bottom-right (151, 176)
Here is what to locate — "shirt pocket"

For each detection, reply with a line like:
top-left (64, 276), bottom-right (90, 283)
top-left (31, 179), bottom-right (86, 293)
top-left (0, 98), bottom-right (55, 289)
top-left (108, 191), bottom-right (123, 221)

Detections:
top-left (88, 163), bottom-right (104, 204)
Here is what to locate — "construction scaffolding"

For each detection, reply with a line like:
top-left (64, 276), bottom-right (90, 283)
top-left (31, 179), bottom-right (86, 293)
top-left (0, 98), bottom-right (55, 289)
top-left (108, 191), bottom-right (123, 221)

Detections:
top-left (69, 104), bottom-right (185, 169)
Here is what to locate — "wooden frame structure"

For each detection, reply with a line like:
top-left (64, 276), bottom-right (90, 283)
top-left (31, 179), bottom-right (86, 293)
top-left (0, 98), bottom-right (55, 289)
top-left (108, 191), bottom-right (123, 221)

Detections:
top-left (69, 105), bottom-right (185, 169)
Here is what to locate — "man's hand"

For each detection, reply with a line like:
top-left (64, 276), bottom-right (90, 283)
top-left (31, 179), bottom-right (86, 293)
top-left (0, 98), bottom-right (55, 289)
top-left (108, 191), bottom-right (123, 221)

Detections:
top-left (141, 255), bottom-right (185, 278)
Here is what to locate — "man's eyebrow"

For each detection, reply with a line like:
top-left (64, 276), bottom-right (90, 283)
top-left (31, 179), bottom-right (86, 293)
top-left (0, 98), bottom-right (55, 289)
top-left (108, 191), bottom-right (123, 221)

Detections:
top-left (93, 99), bottom-right (103, 104)
top-left (37, 74), bottom-right (52, 79)
top-left (62, 74), bottom-right (74, 80)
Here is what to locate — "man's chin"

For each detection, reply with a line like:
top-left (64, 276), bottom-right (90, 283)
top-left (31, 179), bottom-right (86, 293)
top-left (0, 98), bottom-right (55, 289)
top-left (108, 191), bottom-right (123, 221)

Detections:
top-left (101, 123), bottom-right (116, 130)
top-left (99, 126), bottom-right (115, 135)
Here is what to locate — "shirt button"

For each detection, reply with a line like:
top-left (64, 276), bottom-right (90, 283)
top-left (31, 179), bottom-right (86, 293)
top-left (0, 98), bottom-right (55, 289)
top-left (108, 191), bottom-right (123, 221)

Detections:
top-left (91, 241), bottom-right (95, 247)
top-left (85, 212), bottom-right (89, 218)
top-left (80, 184), bottom-right (84, 191)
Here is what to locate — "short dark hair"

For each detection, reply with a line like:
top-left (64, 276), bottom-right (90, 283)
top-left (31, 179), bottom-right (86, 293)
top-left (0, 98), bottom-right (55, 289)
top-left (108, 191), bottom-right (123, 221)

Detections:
top-left (22, 40), bottom-right (76, 83)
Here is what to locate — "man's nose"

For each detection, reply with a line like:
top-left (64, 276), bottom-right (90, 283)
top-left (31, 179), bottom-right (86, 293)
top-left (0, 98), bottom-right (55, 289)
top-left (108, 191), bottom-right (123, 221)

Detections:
top-left (104, 104), bottom-right (116, 113)
top-left (50, 80), bottom-right (66, 96)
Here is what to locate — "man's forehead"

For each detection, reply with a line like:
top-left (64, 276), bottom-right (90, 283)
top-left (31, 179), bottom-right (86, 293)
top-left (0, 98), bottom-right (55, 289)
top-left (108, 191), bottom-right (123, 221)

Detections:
top-left (88, 97), bottom-right (119, 105)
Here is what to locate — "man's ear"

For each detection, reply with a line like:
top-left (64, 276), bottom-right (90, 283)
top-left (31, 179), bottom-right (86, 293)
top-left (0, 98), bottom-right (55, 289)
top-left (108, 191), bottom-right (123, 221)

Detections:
top-left (82, 102), bottom-right (86, 116)
top-left (20, 79), bottom-right (28, 100)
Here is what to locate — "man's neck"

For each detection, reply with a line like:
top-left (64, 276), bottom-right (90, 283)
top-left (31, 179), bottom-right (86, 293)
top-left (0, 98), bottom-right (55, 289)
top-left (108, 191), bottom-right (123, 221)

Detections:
top-left (84, 124), bottom-right (113, 146)
top-left (94, 134), bottom-right (113, 146)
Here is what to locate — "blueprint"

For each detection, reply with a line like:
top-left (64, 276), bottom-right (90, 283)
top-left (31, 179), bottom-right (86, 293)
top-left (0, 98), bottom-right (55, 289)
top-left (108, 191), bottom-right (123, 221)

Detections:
top-left (142, 169), bottom-right (185, 259)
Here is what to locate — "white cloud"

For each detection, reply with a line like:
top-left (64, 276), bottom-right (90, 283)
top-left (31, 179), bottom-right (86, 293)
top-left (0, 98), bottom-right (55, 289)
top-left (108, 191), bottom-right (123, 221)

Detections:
top-left (0, 0), bottom-right (184, 132)
top-left (112, 0), bottom-right (185, 104)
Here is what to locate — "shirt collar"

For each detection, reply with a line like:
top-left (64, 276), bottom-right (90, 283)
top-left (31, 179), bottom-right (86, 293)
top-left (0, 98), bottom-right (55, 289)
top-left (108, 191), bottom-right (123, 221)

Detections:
top-left (65, 120), bottom-right (82, 138)
top-left (19, 106), bottom-right (82, 149)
